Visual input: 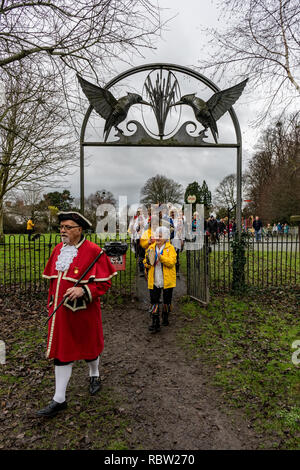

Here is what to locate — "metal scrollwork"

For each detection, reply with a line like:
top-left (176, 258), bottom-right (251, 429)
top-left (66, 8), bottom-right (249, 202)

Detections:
top-left (78, 65), bottom-right (247, 146)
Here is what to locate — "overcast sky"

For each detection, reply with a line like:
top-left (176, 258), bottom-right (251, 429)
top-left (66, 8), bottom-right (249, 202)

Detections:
top-left (59, 0), bottom-right (259, 207)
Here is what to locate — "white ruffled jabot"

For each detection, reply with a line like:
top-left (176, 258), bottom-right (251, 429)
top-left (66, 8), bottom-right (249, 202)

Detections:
top-left (55, 244), bottom-right (78, 272)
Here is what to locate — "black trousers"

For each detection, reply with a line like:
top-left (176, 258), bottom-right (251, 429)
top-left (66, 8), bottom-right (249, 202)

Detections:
top-left (54, 356), bottom-right (98, 366)
top-left (138, 241), bottom-right (145, 273)
top-left (150, 286), bottom-right (173, 305)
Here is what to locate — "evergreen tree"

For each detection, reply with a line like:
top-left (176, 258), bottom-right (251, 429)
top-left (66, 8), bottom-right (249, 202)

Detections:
top-left (184, 181), bottom-right (202, 213)
top-left (41, 190), bottom-right (74, 211)
top-left (184, 180), bottom-right (212, 217)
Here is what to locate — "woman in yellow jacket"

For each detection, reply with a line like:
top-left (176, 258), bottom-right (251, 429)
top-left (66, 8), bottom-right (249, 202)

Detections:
top-left (27, 218), bottom-right (34, 240)
top-left (143, 226), bottom-right (177, 333)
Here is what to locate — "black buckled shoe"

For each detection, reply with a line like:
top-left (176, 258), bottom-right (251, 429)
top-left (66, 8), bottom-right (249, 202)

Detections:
top-left (36, 400), bottom-right (67, 418)
top-left (89, 376), bottom-right (102, 395)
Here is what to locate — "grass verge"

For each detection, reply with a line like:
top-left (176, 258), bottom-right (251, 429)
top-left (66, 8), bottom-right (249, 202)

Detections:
top-left (177, 287), bottom-right (300, 449)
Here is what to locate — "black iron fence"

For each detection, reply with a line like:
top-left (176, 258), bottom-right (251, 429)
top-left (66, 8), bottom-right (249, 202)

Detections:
top-left (0, 234), bottom-right (137, 298)
top-left (0, 234), bottom-right (299, 295)
top-left (209, 234), bottom-right (299, 290)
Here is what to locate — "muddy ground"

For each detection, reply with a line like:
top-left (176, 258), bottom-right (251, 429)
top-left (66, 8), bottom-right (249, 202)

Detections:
top-left (0, 276), bottom-right (264, 450)
top-left (99, 276), bottom-right (260, 450)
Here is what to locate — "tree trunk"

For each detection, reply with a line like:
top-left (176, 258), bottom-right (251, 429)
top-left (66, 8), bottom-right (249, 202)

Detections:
top-left (0, 198), bottom-right (4, 243)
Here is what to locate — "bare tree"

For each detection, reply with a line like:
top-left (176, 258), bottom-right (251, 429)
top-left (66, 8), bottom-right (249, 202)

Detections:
top-left (201, 0), bottom-right (300, 124)
top-left (213, 173), bottom-right (249, 214)
top-left (246, 111), bottom-right (300, 222)
top-left (214, 174), bottom-right (237, 210)
top-left (85, 189), bottom-right (116, 228)
top-left (0, 1), bottom-right (161, 77)
top-left (7, 184), bottom-right (43, 221)
top-left (140, 174), bottom-right (183, 205)
top-left (0, 0), bottom-right (163, 133)
top-left (0, 1), bottom-right (165, 239)
top-left (0, 66), bottom-right (76, 238)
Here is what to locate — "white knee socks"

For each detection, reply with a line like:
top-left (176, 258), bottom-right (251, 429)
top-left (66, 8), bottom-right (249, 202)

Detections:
top-left (52, 358), bottom-right (99, 403)
top-left (88, 357), bottom-right (99, 377)
top-left (53, 363), bottom-right (73, 403)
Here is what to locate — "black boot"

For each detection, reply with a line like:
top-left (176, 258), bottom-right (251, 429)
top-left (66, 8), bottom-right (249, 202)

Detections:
top-left (162, 304), bottom-right (169, 326)
top-left (89, 376), bottom-right (101, 395)
top-left (148, 304), bottom-right (160, 333)
top-left (148, 304), bottom-right (157, 331)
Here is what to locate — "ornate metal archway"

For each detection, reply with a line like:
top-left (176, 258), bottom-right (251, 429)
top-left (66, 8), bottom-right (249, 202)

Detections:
top-left (79, 62), bottom-right (246, 232)
top-left (79, 63), bottom-right (247, 304)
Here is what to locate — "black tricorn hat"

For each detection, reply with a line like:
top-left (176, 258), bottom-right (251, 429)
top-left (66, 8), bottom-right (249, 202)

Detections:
top-left (57, 211), bottom-right (92, 230)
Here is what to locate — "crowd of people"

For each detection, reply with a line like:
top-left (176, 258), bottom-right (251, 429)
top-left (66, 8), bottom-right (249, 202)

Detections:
top-left (250, 216), bottom-right (290, 241)
top-left (33, 207), bottom-right (293, 419)
top-left (128, 206), bottom-right (188, 333)
top-left (127, 206), bottom-right (239, 333)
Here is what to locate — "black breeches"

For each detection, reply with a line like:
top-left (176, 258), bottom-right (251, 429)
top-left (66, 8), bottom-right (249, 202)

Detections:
top-left (136, 240), bottom-right (145, 272)
top-left (54, 357), bottom-right (98, 366)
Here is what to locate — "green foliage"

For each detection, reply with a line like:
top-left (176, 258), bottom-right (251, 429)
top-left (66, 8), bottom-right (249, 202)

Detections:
top-left (184, 181), bottom-right (202, 206)
top-left (184, 180), bottom-right (212, 216)
top-left (231, 233), bottom-right (248, 292)
top-left (199, 180), bottom-right (212, 207)
top-left (40, 190), bottom-right (74, 211)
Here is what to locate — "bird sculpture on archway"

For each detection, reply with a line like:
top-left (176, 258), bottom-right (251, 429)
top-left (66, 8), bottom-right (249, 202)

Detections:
top-left (77, 75), bottom-right (150, 142)
top-left (172, 79), bottom-right (248, 143)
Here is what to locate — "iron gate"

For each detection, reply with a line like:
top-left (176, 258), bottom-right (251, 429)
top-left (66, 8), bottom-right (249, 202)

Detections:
top-left (186, 238), bottom-right (210, 305)
top-left (78, 63), bottom-right (246, 306)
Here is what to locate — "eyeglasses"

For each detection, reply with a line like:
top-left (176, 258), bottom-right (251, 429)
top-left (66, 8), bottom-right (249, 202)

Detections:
top-left (60, 224), bottom-right (81, 231)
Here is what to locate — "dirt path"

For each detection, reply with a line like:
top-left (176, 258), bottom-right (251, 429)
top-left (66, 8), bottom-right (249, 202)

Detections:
top-left (95, 276), bottom-right (260, 450)
top-left (0, 277), bottom-right (262, 450)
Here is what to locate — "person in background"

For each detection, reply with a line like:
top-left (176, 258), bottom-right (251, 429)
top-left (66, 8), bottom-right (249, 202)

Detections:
top-left (27, 218), bottom-right (34, 241)
top-left (266, 223), bottom-right (272, 237)
top-left (133, 209), bottom-right (147, 277)
top-left (170, 210), bottom-right (184, 277)
top-left (231, 219), bottom-right (237, 237)
top-left (277, 222), bottom-right (282, 235)
top-left (253, 216), bottom-right (263, 242)
top-left (207, 214), bottom-right (219, 243)
top-left (283, 223), bottom-right (289, 237)
top-left (228, 220), bottom-right (233, 238)
top-left (218, 218), bottom-right (226, 238)
top-left (272, 223), bottom-right (278, 237)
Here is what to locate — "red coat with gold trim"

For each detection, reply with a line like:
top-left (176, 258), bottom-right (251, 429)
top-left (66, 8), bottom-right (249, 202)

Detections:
top-left (43, 237), bottom-right (117, 362)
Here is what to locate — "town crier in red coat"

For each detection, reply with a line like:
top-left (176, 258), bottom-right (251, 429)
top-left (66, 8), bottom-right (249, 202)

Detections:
top-left (36, 211), bottom-right (117, 418)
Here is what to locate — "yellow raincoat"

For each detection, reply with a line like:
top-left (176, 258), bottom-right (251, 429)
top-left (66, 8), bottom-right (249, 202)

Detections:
top-left (139, 228), bottom-right (154, 250)
top-left (27, 219), bottom-right (34, 230)
top-left (144, 241), bottom-right (177, 290)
